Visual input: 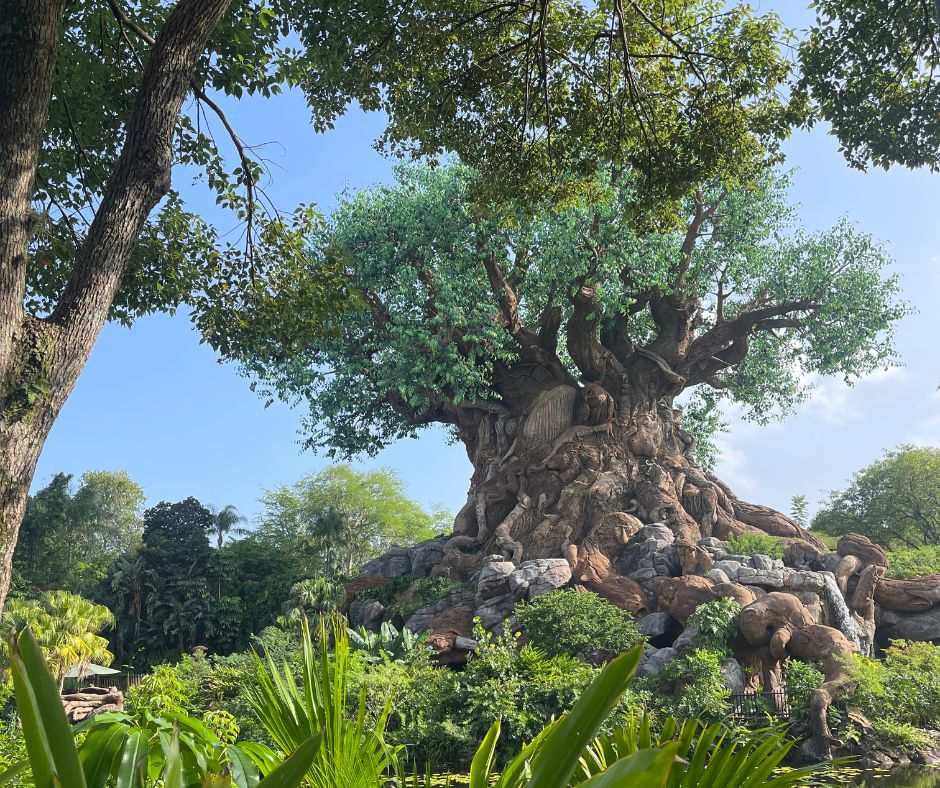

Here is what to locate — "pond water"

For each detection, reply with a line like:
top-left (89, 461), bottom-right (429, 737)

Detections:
top-left (852, 766), bottom-right (940, 786)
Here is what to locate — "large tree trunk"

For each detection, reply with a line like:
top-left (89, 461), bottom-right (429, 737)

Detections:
top-left (0, 0), bottom-right (232, 617)
top-left (434, 382), bottom-right (821, 583)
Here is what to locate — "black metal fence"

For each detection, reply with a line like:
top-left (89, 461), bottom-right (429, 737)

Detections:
top-left (729, 690), bottom-right (792, 721)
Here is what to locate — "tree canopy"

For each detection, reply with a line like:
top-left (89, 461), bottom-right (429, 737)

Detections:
top-left (13, 470), bottom-right (145, 594)
top-left (236, 164), bottom-right (907, 458)
top-left (813, 445), bottom-right (940, 549)
top-left (295, 0), bottom-right (801, 209)
top-left (255, 465), bottom-right (448, 576)
top-left (800, 0), bottom-right (940, 171)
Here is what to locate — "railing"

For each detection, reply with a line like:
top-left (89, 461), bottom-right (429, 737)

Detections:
top-left (729, 689), bottom-right (792, 721)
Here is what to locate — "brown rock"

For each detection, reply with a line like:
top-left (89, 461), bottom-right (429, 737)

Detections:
top-left (425, 603), bottom-right (476, 665)
top-left (342, 575), bottom-right (387, 608)
top-left (657, 576), bottom-right (716, 625)
top-left (675, 539), bottom-right (713, 576)
top-left (837, 534), bottom-right (888, 567)
top-left (874, 574), bottom-right (940, 612)
top-left (584, 575), bottom-right (648, 615)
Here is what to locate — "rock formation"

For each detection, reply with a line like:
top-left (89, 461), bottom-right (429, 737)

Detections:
top-left (61, 685), bottom-right (124, 723)
top-left (347, 524), bottom-right (940, 761)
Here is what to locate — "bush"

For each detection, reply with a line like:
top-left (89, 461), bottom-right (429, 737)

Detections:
top-left (516, 590), bottom-right (644, 660)
top-left (784, 659), bottom-right (824, 712)
top-left (350, 655), bottom-right (472, 767)
top-left (637, 648), bottom-right (729, 724)
top-left (873, 719), bottom-right (933, 752)
top-left (886, 545), bottom-right (940, 579)
top-left (687, 598), bottom-right (741, 655)
top-left (846, 640), bottom-right (940, 729)
top-left (461, 622), bottom-right (598, 755)
top-left (725, 532), bottom-right (783, 558)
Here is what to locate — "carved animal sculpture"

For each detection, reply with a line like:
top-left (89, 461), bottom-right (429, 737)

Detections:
top-left (739, 592), bottom-right (856, 759)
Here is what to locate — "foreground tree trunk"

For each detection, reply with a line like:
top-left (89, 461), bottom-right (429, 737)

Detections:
top-left (434, 380), bottom-right (822, 583)
top-left (0, 0), bottom-right (232, 616)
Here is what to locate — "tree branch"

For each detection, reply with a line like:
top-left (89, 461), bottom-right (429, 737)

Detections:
top-left (50, 0), bottom-right (232, 348)
top-left (0, 0), bottom-right (67, 385)
top-left (683, 299), bottom-right (819, 373)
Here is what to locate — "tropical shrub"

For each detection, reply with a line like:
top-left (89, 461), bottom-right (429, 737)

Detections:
top-left (516, 591), bottom-right (644, 660)
top-left (725, 532), bottom-right (784, 559)
top-left (846, 640), bottom-right (940, 729)
top-left (640, 648), bottom-right (730, 724)
top-left (467, 649), bottom-right (834, 788)
top-left (686, 598), bottom-right (741, 655)
top-left (351, 656), bottom-right (472, 767)
top-left (5, 626), bottom-right (320, 788)
top-left (126, 664), bottom-right (190, 718)
top-left (244, 616), bottom-right (402, 786)
top-left (0, 590), bottom-right (114, 686)
top-left (348, 622), bottom-right (428, 664)
top-left (460, 623), bottom-right (597, 755)
top-left (76, 708), bottom-right (269, 786)
top-left (871, 719), bottom-right (933, 752)
top-left (784, 660), bottom-right (825, 713)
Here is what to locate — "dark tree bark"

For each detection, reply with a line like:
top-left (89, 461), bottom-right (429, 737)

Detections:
top-left (432, 368), bottom-right (822, 583)
top-left (0, 0), bottom-right (232, 616)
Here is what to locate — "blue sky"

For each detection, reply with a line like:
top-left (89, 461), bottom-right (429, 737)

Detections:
top-left (32, 3), bottom-right (940, 525)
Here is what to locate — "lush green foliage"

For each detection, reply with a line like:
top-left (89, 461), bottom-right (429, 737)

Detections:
top-left (784, 660), bottom-right (825, 714)
top-left (13, 471), bottom-right (144, 595)
top-left (279, 578), bottom-right (345, 628)
top-left (647, 649), bottom-right (730, 724)
top-left (466, 649), bottom-right (831, 788)
top-left (799, 0), bottom-right (940, 172)
top-left (0, 591), bottom-right (114, 685)
top-left (256, 466), bottom-right (448, 577)
top-left (686, 598), bottom-right (741, 656)
top-left (886, 545), bottom-right (940, 579)
top-left (814, 445), bottom-right (940, 548)
top-left (348, 623), bottom-right (427, 664)
top-left (238, 164), bottom-right (904, 457)
top-left (725, 532), bottom-right (784, 559)
top-left (461, 625), bottom-right (597, 755)
top-left (298, 0), bottom-right (800, 212)
top-left (5, 627), bottom-right (320, 787)
top-left (577, 714), bottom-right (830, 788)
top-left (245, 618), bottom-right (401, 787)
top-left (846, 641), bottom-right (940, 731)
top-left (516, 591), bottom-right (644, 661)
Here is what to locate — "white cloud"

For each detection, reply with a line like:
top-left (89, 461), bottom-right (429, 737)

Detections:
top-left (713, 437), bottom-right (756, 497)
top-left (800, 366), bottom-right (906, 425)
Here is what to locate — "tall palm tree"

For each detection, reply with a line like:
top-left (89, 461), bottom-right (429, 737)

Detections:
top-left (3, 590), bottom-right (115, 688)
top-left (278, 577), bottom-right (343, 628)
top-left (110, 554), bottom-right (150, 640)
top-left (209, 504), bottom-right (249, 549)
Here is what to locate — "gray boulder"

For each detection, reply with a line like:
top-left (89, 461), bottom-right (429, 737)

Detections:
top-left (750, 554), bottom-right (775, 571)
top-left (706, 568), bottom-right (731, 585)
top-left (349, 598), bottom-right (385, 630)
top-left (359, 546), bottom-right (412, 578)
top-left (735, 567), bottom-right (786, 588)
top-left (638, 646), bottom-right (677, 677)
top-left (720, 658), bottom-right (746, 694)
top-left (786, 570), bottom-right (827, 595)
top-left (510, 558), bottom-right (572, 598)
top-left (878, 607), bottom-right (940, 642)
top-left (714, 560), bottom-right (742, 579)
top-left (410, 538), bottom-right (448, 578)
top-left (476, 560), bottom-right (516, 602)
